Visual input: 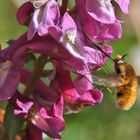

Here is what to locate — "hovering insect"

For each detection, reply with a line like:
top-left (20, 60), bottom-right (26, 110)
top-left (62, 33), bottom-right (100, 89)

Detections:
top-left (93, 54), bottom-right (138, 110)
top-left (82, 33), bottom-right (139, 110)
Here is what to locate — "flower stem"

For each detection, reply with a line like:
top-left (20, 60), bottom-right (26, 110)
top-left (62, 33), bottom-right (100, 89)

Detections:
top-left (23, 55), bottom-right (47, 96)
top-left (60, 0), bottom-right (68, 15)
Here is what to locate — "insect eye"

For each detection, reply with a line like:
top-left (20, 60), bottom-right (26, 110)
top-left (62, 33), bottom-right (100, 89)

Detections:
top-left (117, 92), bottom-right (123, 97)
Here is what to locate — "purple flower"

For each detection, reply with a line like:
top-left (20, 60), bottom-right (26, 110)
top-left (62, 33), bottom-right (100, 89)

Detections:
top-left (86, 0), bottom-right (116, 23)
top-left (75, 0), bottom-right (122, 43)
top-left (17, 0), bottom-right (85, 61)
top-left (17, 0), bottom-right (60, 40)
top-left (84, 45), bottom-right (112, 69)
top-left (16, 2), bottom-right (34, 25)
top-left (50, 62), bottom-right (103, 114)
top-left (50, 28), bottom-right (112, 74)
top-left (16, 0), bottom-right (112, 76)
top-left (14, 99), bottom-right (33, 117)
top-left (48, 12), bottom-right (85, 60)
top-left (1, 0), bottom-right (131, 139)
top-left (14, 97), bottom-right (65, 139)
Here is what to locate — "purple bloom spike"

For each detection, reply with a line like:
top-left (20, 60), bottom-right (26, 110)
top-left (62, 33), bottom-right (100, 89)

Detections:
top-left (1, 0), bottom-right (131, 139)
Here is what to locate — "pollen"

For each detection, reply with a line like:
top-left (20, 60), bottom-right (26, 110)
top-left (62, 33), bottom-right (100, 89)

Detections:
top-left (61, 30), bottom-right (76, 44)
top-left (66, 30), bottom-right (76, 44)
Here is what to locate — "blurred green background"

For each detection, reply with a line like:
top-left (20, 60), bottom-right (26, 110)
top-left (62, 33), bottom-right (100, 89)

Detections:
top-left (1, 1), bottom-right (140, 140)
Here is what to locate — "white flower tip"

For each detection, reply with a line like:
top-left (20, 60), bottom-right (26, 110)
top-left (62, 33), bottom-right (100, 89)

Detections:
top-left (30, 0), bottom-right (49, 8)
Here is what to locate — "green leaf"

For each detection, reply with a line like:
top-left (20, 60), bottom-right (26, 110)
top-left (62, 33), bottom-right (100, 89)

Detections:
top-left (3, 102), bottom-right (24, 140)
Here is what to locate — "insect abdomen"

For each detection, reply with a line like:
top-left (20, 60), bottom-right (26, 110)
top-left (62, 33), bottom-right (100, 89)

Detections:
top-left (116, 78), bottom-right (138, 110)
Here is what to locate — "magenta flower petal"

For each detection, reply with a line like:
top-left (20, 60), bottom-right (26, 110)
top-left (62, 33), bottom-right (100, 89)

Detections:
top-left (47, 26), bottom-right (62, 41)
top-left (81, 17), bottom-right (122, 43)
top-left (0, 33), bottom-right (28, 61)
top-left (86, 0), bottom-right (116, 23)
top-left (48, 12), bottom-right (84, 60)
top-left (30, 107), bottom-right (65, 139)
top-left (51, 62), bottom-right (103, 114)
top-left (76, 0), bottom-right (122, 43)
top-left (2, 33), bottom-right (59, 66)
top-left (98, 22), bottom-right (122, 42)
top-left (27, 8), bottom-right (41, 40)
top-left (27, 0), bottom-right (60, 39)
top-left (115, 0), bottom-right (130, 14)
top-left (12, 40), bottom-right (58, 66)
top-left (24, 123), bottom-right (42, 140)
top-left (78, 89), bottom-right (104, 105)
top-left (92, 89), bottom-right (104, 103)
top-left (48, 12), bottom-right (77, 42)
top-left (0, 61), bottom-right (20, 100)
top-left (14, 99), bottom-right (33, 115)
top-left (74, 75), bottom-right (103, 105)
top-left (15, 99), bottom-right (65, 139)
top-left (16, 2), bottom-right (34, 25)
top-left (74, 74), bottom-right (94, 92)
top-left (38, 0), bottom-right (60, 36)
top-left (61, 12), bottom-right (77, 33)
top-left (80, 42), bottom-right (112, 71)
top-left (52, 95), bottom-right (64, 118)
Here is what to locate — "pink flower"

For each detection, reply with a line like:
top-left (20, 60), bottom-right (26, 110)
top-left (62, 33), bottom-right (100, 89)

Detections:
top-left (16, 2), bottom-right (34, 25)
top-left (15, 0), bottom-right (112, 75)
top-left (14, 97), bottom-right (65, 139)
top-left (17, 0), bottom-right (85, 61)
top-left (86, 0), bottom-right (116, 23)
top-left (1, 0), bottom-right (131, 139)
top-left (17, 0), bottom-right (60, 40)
top-left (48, 12), bottom-right (84, 60)
top-left (75, 0), bottom-right (122, 43)
top-left (50, 62), bottom-right (103, 114)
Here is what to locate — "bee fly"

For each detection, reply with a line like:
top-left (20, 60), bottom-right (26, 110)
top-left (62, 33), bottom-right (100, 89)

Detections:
top-left (113, 54), bottom-right (138, 110)
top-left (82, 33), bottom-right (139, 110)
top-left (93, 54), bottom-right (138, 110)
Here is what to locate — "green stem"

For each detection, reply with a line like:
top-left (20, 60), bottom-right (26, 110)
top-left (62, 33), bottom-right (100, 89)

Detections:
top-left (60, 0), bottom-right (68, 15)
top-left (23, 55), bottom-right (47, 96)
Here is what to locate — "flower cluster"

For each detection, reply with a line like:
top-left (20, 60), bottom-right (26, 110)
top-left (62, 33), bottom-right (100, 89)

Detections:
top-left (0, 0), bottom-right (130, 139)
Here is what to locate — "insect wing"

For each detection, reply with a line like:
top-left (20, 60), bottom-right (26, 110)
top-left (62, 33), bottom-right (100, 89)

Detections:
top-left (93, 74), bottom-right (123, 87)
